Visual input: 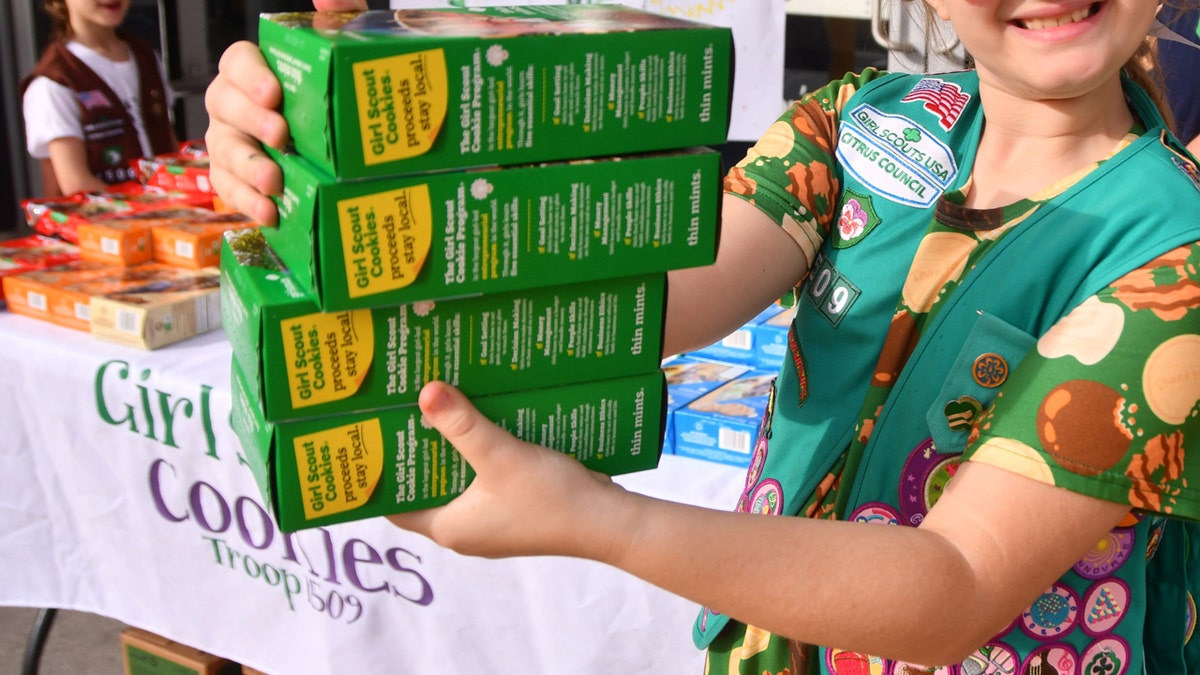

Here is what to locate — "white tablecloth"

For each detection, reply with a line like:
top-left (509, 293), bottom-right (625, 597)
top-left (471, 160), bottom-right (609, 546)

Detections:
top-left (0, 312), bottom-right (746, 674)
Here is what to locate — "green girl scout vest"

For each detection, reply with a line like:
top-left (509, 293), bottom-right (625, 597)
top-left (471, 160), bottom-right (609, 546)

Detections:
top-left (693, 69), bottom-right (1200, 672)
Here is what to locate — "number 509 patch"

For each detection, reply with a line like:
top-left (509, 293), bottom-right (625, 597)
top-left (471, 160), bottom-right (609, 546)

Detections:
top-left (807, 253), bottom-right (860, 327)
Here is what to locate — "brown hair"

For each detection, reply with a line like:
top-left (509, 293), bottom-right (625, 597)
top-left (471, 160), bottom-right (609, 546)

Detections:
top-left (44, 0), bottom-right (71, 41)
top-left (1126, 37), bottom-right (1175, 133)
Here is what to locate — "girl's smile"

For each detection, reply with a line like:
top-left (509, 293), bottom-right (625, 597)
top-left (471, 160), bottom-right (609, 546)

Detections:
top-left (1013, 1), bottom-right (1104, 30)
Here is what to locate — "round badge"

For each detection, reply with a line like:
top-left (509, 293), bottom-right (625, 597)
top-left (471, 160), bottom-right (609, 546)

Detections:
top-left (1074, 528), bottom-right (1134, 579)
top-left (744, 433), bottom-right (769, 492)
top-left (748, 479), bottom-right (783, 516)
top-left (849, 502), bottom-right (901, 527)
top-left (1081, 579), bottom-right (1131, 636)
top-left (959, 641), bottom-right (1019, 675)
top-left (1079, 637), bottom-right (1130, 675)
top-left (972, 353), bottom-right (1009, 388)
top-left (1020, 642), bottom-right (1077, 675)
top-left (898, 438), bottom-right (961, 527)
top-left (1020, 584), bottom-right (1079, 640)
top-left (826, 648), bottom-right (885, 674)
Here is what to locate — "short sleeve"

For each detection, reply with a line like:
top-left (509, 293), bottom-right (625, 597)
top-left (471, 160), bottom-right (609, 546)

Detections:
top-left (22, 76), bottom-right (84, 159)
top-left (965, 242), bottom-right (1200, 520)
top-left (723, 68), bottom-right (887, 270)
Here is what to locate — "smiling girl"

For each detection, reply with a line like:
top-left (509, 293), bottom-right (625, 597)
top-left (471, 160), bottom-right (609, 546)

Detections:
top-left (204, 1), bottom-right (1200, 672)
top-left (21, 0), bottom-right (177, 196)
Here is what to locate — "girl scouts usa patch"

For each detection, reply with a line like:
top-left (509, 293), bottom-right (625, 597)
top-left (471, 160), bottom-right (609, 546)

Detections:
top-left (835, 104), bottom-right (958, 208)
top-left (832, 190), bottom-right (880, 249)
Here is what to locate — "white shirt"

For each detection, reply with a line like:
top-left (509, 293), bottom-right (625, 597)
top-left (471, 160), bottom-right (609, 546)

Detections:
top-left (22, 40), bottom-right (174, 160)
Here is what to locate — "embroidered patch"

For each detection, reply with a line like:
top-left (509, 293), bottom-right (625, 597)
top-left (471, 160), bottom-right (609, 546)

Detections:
top-left (1021, 584), bottom-right (1079, 640)
top-left (748, 479), bottom-right (783, 516)
top-left (835, 104), bottom-right (959, 208)
top-left (806, 252), bottom-right (861, 328)
top-left (959, 641), bottom-right (1019, 674)
top-left (102, 145), bottom-right (124, 168)
top-left (788, 322), bottom-right (809, 405)
top-left (898, 438), bottom-right (961, 527)
top-left (76, 89), bottom-right (112, 110)
top-left (1021, 643), bottom-right (1077, 674)
top-left (832, 190), bottom-right (881, 249)
top-left (1081, 579), bottom-right (1130, 636)
top-left (900, 77), bottom-right (971, 130)
top-left (1145, 526), bottom-right (1163, 562)
top-left (1187, 592), bottom-right (1197, 645)
top-left (1079, 637), bottom-right (1130, 675)
top-left (1074, 528), bottom-right (1134, 579)
top-left (738, 408), bottom-right (772, 513)
top-left (825, 648), bottom-right (884, 674)
top-left (743, 433), bottom-right (769, 495)
top-left (885, 660), bottom-right (954, 674)
top-left (1172, 155), bottom-right (1200, 192)
top-left (849, 502), bottom-right (901, 526)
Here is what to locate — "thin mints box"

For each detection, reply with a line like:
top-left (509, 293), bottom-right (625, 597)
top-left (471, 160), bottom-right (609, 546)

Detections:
top-left (258, 6), bottom-right (732, 178)
top-left (222, 228), bottom-right (666, 421)
top-left (266, 147), bottom-right (720, 311)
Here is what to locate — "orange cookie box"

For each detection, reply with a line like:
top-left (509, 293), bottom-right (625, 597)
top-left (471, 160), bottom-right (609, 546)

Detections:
top-left (136, 153), bottom-right (213, 194)
top-left (76, 207), bottom-right (221, 266)
top-left (2, 261), bottom-right (217, 334)
top-left (151, 211), bottom-right (257, 269)
top-left (0, 235), bottom-right (81, 303)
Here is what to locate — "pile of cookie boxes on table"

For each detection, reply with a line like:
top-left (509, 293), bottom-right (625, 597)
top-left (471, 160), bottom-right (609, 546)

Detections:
top-left (3, 141), bottom-right (255, 349)
top-left (222, 5), bottom-right (734, 532)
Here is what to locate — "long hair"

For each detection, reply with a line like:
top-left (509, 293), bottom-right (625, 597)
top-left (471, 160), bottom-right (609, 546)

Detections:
top-left (1130, 0), bottom-right (1200, 135)
top-left (1125, 36), bottom-right (1175, 133)
top-left (44, 0), bottom-right (71, 41)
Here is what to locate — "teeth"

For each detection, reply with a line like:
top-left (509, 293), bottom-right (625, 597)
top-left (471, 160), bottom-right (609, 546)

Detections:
top-left (1023, 6), bottom-right (1093, 30)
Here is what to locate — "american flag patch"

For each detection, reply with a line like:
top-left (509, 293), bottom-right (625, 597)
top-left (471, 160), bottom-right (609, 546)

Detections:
top-left (76, 89), bottom-right (112, 111)
top-left (901, 78), bottom-right (970, 130)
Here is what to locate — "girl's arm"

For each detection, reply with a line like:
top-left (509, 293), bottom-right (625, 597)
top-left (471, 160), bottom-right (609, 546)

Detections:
top-left (46, 137), bottom-right (108, 195)
top-left (391, 381), bottom-right (1130, 667)
top-left (663, 197), bottom-right (808, 356)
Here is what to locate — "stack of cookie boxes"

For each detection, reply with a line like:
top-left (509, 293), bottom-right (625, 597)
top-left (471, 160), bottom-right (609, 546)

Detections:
top-left (223, 5), bottom-right (733, 531)
top-left (667, 303), bottom-right (797, 468)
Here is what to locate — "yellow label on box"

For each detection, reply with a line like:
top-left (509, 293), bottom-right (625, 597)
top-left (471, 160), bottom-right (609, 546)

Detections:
top-left (339, 187), bottom-right (434, 299)
top-left (353, 49), bottom-right (448, 165)
top-left (294, 419), bottom-right (384, 520)
top-left (280, 310), bottom-right (375, 408)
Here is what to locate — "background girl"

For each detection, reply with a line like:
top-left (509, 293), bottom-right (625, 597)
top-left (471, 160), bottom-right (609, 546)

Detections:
top-left (22, 0), bottom-right (177, 197)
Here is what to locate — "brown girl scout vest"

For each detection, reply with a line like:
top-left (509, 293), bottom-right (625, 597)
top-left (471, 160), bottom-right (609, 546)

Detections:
top-left (21, 31), bottom-right (175, 186)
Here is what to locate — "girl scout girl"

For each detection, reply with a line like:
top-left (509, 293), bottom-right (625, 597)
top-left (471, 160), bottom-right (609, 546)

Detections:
top-left (205, 0), bottom-right (1200, 672)
top-left (22, 0), bottom-right (177, 196)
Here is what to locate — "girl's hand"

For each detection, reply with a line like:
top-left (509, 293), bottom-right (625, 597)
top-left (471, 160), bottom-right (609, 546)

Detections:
top-left (387, 381), bottom-right (632, 562)
top-left (203, 0), bottom-right (367, 224)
